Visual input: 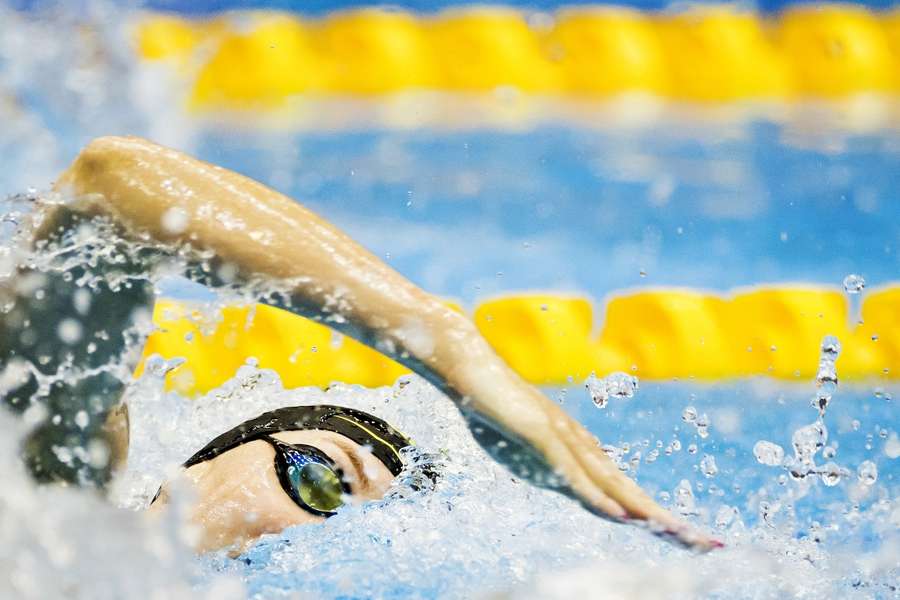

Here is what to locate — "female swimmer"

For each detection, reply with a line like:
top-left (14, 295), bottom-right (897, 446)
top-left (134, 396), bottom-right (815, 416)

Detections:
top-left (0, 136), bottom-right (720, 552)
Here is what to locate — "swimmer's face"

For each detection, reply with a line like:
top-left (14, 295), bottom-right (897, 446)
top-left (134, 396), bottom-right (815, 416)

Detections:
top-left (151, 429), bottom-right (397, 553)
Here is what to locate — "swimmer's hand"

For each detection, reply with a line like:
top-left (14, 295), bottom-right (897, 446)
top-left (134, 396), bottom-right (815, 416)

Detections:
top-left (52, 136), bottom-right (721, 551)
top-left (458, 384), bottom-right (724, 551)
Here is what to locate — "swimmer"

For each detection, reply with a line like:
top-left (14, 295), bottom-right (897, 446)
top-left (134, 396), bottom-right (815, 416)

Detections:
top-left (153, 405), bottom-right (417, 553)
top-left (0, 136), bottom-right (721, 552)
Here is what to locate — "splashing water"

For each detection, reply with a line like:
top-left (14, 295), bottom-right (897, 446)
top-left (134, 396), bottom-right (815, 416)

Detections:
top-left (0, 410), bottom-right (243, 600)
top-left (0, 200), bottom-right (895, 598)
top-left (813, 336), bottom-right (841, 416)
top-left (584, 371), bottom-right (639, 408)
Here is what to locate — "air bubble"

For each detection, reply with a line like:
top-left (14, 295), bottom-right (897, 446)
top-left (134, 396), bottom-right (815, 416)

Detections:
top-left (682, 406), bottom-right (697, 423)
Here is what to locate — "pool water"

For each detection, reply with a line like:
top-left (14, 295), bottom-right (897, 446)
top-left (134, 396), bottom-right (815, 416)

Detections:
top-left (122, 361), bottom-right (899, 599)
top-left (1, 2), bottom-right (898, 599)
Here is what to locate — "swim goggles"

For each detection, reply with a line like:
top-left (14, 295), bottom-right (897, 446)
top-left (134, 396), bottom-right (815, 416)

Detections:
top-left (176, 405), bottom-right (412, 517)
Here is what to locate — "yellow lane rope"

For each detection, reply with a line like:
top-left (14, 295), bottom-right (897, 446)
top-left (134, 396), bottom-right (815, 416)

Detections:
top-left (134, 5), bottom-right (900, 106)
top-left (137, 285), bottom-right (899, 394)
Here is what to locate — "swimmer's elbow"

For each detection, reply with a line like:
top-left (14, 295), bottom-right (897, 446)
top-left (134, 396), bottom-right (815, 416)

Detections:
top-left (55, 135), bottom-right (153, 194)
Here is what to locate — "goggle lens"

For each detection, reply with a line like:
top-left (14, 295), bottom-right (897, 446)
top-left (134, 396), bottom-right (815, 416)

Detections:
top-left (294, 462), bottom-right (344, 513)
top-left (271, 437), bottom-right (348, 516)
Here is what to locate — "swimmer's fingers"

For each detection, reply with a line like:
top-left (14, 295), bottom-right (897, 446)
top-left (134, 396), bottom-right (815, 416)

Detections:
top-left (538, 434), bottom-right (629, 521)
top-left (548, 413), bottom-right (723, 551)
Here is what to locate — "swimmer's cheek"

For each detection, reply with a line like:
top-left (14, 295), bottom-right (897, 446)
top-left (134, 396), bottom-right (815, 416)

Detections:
top-left (191, 498), bottom-right (325, 554)
top-left (149, 481), bottom-right (324, 554)
top-left (184, 459), bottom-right (324, 554)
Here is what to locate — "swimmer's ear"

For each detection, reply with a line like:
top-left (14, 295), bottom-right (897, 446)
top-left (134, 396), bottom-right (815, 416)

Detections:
top-left (102, 402), bottom-right (129, 477)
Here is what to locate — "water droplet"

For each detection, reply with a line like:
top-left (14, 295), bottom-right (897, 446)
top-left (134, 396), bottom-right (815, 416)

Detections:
top-left (57, 318), bottom-right (83, 345)
top-left (715, 505), bottom-right (737, 529)
top-left (700, 454), bottom-right (718, 478)
top-left (820, 335), bottom-right (841, 359)
top-left (792, 421), bottom-right (828, 462)
top-left (753, 440), bottom-right (785, 466)
top-left (818, 462), bottom-right (844, 486)
top-left (695, 412), bottom-right (710, 438)
top-left (161, 206), bottom-right (190, 234)
top-left (842, 274), bottom-right (865, 294)
top-left (74, 410), bottom-right (89, 430)
top-left (759, 500), bottom-right (780, 526)
top-left (857, 460), bottom-right (877, 485)
top-left (87, 439), bottom-right (110, 469)
top-left (143, 354), bottom-right (186, 378)
top-left (884, 433), bottom-right (900, 459)
top-left (674, 479), bottom-right (697, 516)
top-left (584, 371), bottom-right (638, 409)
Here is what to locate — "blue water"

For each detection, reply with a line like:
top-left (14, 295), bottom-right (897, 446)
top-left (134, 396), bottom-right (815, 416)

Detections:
top-left (564, 381), bottom-right (896, 527)
top-left (194, 126), bottom-right (900, 304)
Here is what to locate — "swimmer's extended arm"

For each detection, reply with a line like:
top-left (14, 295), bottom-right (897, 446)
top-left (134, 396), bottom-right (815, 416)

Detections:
top-left (51, 136), bottom-right (719, 550)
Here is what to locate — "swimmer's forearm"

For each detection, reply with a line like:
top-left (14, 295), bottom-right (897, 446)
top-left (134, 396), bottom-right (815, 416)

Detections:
top-left (53, 137), bottom-right (718, 549)
top-left (51, 137), bottom-right (512, 413)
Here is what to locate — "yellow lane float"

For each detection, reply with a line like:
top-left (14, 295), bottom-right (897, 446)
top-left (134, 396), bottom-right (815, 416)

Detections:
top-left (138, 286), bottom-right (899, 394)
top-left (135, 5), bottom-right (900, 107)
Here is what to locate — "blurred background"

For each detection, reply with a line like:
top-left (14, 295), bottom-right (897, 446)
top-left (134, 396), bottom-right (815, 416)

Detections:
top-left (3, 0), bottom-right (897, 386)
